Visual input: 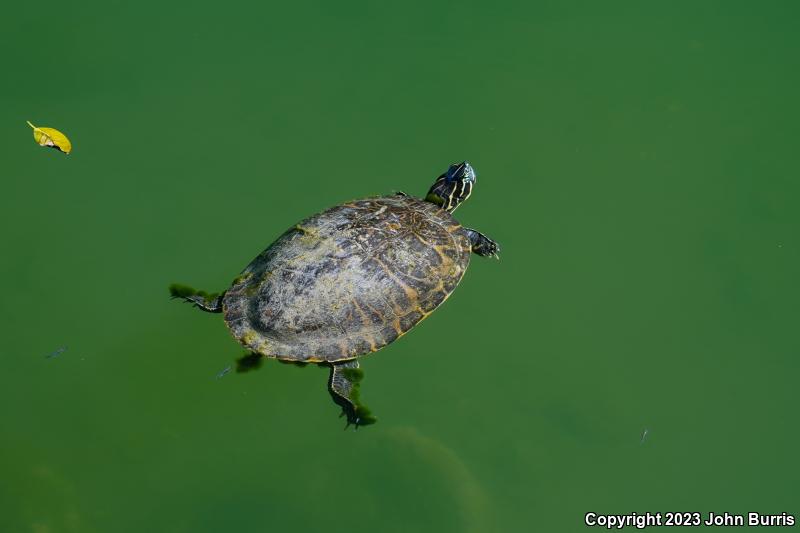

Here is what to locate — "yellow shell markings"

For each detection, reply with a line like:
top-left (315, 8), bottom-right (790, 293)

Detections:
top-left (27, 121), bottom-right (72, 154)
top-left (293, 224), bottom-right (323, 247)
top-left (240, 330), bottom-right (262, 351)
top-left (349, 219), bottom-right (464, 341)
top-left (389, 231), bottom-right (470, 336)
top-left (350, 298), bottom-right (379, 352)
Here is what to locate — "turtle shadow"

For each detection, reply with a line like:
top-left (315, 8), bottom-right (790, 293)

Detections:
top-left (235, 352), bottom-right (264, 373)
top-left (235, 352), bottom-right (313, 373)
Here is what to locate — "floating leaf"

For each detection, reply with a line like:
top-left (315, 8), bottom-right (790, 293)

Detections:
top-left (27, 120), bottom-right (72, 154)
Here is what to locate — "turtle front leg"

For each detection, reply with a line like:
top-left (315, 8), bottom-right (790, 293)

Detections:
top-left (169, 283), bottom-right (224, 313)
top-left (465, 228), bottom-right (500, 259)
top-left (328, 360), bottom-right (377, 429)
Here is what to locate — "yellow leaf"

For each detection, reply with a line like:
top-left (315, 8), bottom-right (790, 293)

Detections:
top-left (27, 120), bottom-right (72, 154)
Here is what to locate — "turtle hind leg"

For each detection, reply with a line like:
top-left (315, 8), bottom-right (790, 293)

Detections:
top-left (328, 360), bottom-right (377, 429)
top-left (169, 283), bottom-right (224, 313)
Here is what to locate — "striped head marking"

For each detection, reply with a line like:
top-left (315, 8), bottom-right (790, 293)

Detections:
top-left (425, 161), bottom-right (476, 213)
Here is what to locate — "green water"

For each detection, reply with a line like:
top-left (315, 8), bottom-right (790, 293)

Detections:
top-left (2, 2), bottom-right (798, 532)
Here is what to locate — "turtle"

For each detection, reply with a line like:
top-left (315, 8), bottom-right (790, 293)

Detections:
top-left (170, 162), bottom-right (499, 427)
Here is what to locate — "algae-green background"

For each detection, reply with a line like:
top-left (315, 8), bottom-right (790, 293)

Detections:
top-left (1, 1), bottom-right (798, 532)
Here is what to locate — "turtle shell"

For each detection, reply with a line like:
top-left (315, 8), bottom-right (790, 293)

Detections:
top-left (222, 194), bottom-right (471, 362)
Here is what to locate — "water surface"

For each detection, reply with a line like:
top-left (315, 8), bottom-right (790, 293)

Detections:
top-left (1, 2), bottom-right (798, 531)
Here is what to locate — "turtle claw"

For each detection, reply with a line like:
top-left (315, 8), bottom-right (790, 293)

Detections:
top-left (337, 409), bottom-right (368, 430)
top-left (478, 241), bottom-right (500, 259)
top-left (342, 409), bottom-right (359, 430)
top-left (339, 402), bottom-right (374, 430)
top-left (488, 241), bottom-right (501, 260)
top-left (343, 415), bottom-right (362, 431)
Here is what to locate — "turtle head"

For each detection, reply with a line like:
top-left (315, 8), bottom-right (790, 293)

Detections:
top-left (425, 161), bottom-right (476, 213)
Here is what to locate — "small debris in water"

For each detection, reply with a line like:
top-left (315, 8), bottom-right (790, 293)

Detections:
top-left (45, 346), bottom-right (67, 359)
top-left (640, 428), bottom-right (649, 444)
top-left (216, 365), bottom-right (232, 379)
